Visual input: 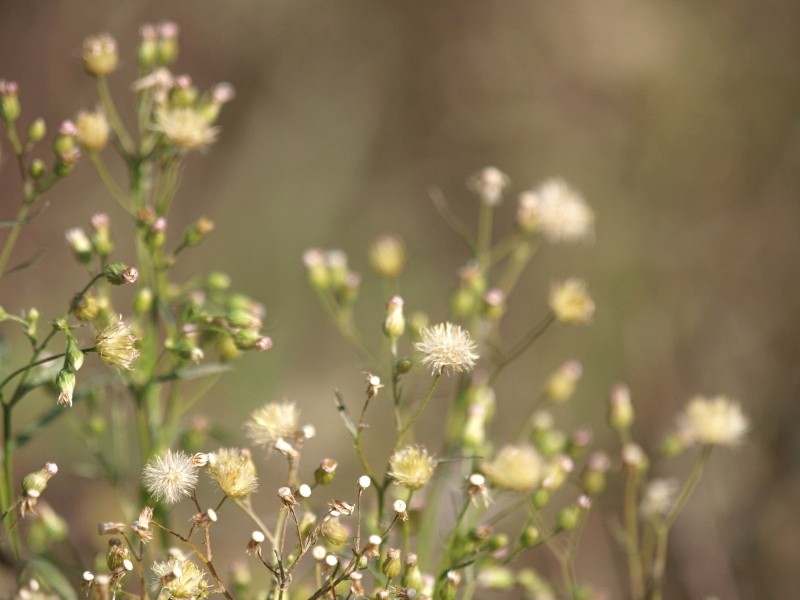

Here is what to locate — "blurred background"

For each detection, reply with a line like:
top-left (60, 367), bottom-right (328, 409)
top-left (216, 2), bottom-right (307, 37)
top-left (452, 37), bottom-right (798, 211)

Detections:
top-left (1, 1), bottom-right (799, 598)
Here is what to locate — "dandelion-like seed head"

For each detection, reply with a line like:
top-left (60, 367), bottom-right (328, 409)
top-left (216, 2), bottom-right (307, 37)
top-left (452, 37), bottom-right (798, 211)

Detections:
top-left (481, 444), bottom-right (543, 492)
top-left (206, 448), bottom-right (258, 498)
top-left (153, 107), bottom-right (219, 150)
top-left (414, 322), bottom-right (478, 376)
top-left (142, 450), bottom-right (199, 505)
top-left (677, 395), bottom-right (748, 447)
top-left (517, 178), bottom-right (594, 243)
top-left (152, 557), bottom-right (210, 599)
top-left (95, 319), bottom-right (140, 370)
top-left (548, 279), bottom-right (595, 325)
top-left (388, 445), bottom-right (436, 490)
top-left (640, 478), bottom-right (679, 519)
top-left (243, 400), bottom-right (299, 448)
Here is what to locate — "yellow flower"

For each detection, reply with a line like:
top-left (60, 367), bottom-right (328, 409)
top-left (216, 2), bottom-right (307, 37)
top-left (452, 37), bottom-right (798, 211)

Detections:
top-left (677, 395), bottom-right (748, 447)
top-left (388, 446), bottom-right (435, 490)
top-left (243, 401), bottom-right (299, 448)
top-left (481, 445), bottom-right (543, 492)
top-left (95, 319), bottom-right (139, 370)
top-left (548, 279), bottom-right (595, 324)
top-left (206, 448), bottom-right (258, 498)
top-left (414, 322), bottom-right (478, 375)
top-left (154, 107), bottom-right (218, 150)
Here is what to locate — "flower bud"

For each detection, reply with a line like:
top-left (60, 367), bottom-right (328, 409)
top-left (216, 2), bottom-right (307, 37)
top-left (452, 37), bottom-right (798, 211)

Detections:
top-left (90, 213), bottom-right (113, 256)
top-left (477, 566), bottom-right (515, 590)
top-left (383, 295), bottom-right (405, 340)
top-left (544, 360), bottom-right (583, 404)
top-left (608, 384), bottom-right (634, 431)
top-left (182, 216), bottom-right (215, 247)
top-left (581, 451), bottom-right (611, 496)
top-left (106, 537), bottom-right (131, 571)
top-left (396, 357), bottom-right (412, 374)
top-left (381, 548), bottom-right (402, 579)
top-left (82, 34), bottom-right (119, 77)
top-left (321, 517), bottom-right (348, 547)
top-left (75, 110), bottom-right (110, 152)
top-left (104, 262), bottom-right (139, 285)
top-left (314, 459), bottom-right (338, 486)
top-left (403, 553), bottom-right (423, 591)
top-left (369, 234), bottom-right (406, 279)
top-left (66, 228), bottom-right (93, 263)
top-left (56, 369), bottom-right (76, 407)
top-left (66, 338), bottom-right (85, 371)
top-left (0, 80), bottom-right (20, 122)
top-left (521, 526), bottom-right (540, 547)
top-left (28, 118), bottom-right (46, 142)
top-left (29, 158), bottom-right (46, 179)
top-left (549, 278), bottom-right (595, 324)
top-left (156, 22), bottom-right (180, 65)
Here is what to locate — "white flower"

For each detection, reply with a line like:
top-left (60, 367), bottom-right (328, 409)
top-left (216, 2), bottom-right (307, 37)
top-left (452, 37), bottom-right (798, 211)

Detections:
top-left (517, 178), bottom-right (594, 243)
top-left (481, 445), bottom-right (544, 492)
top-left (677, 395), bottom-right (748, 447)
top-left (414, 322), bottom-right (478, 375)
top-left (640, 478), bottom-right (679, 518)
top-left (142, 450), bottom-right (199, 504)
top-left (95, 319), bottom-right (140, 370)
top-left (467, 166), bottom-right (511, 207)
top-left (153, 107), bottom-right (218, 150)
top-left (243, 401), bottom-right (299, 448)
top-left (548, 278), bottom-right (595, 324)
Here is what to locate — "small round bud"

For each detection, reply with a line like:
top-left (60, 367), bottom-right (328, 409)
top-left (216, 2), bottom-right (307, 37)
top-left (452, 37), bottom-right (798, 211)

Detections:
top-left (28, 118), bottom-right (46, 142)
top-left (358, 475), bottom-right (371, 489)
top-left (549, 278), bottom-right (595, 324)
top-left (297, 483), bottom-right (311, 498)
top-left (82, 34), bottom-right (119, 77)
top-left (66, 228), bottom-right (93, 263)
top-left (156, 22), bottom-right (180, 65)
top-left (608, 384), bottom-right (634, 430)
top-left (56, 369), bottom-right (76, 407)
top-left (383, 295), bottom-right (406, 340)
top-left (544, 360), bottom-right (583, 404)
top-left (396, 357), bottom-right (413, 374)
top-left (0, 79), bottom-right (21, 122)
top-left (134, 287), bottom-right (154, 315)
top-left (321, 517), bottom-right (348, 547)
top-left (251, 530), bottom-right (265, 544)
top-left (382, 548), bottom-right (402, 579)
top-left (29, 158), bottom-right (46, 179)
top-left (311, 545), bottom-right (327, 561)
top-left (314, 458), bottom-right (338, 486)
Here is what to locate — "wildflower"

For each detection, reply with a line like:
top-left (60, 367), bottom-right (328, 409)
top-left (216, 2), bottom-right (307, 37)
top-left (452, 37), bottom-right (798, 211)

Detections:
top-left (608, 383), bottom-right (634, 430)
top-left (676, 395), bottom-right (748, 447)
top-left (481, 444), bottom-right (543, 492)
top-left (383, 296), bottom-right (406, 341)
top-left (548, 278), bottom-right (595, 324)
top-left (75, 110), bottom-right (110, 152)
top-left (414, 322), bottom-right (478, 375)
top-left (243, 400), bottom-right (299, 449)
top-left (56, 369), bottom-right (76, 407)
top-left (516, 178), bottom-right (594, 243)
top-left (142, 450), bottom-right (199, 505)
top-left (66, 227), bottom-right (93, 263)
top-left (206, 448), bottom-right (258, 498)
top-left (314, 458), bottom-right (338, 486)
top-left (544, 360), bottom-right (583, 403)
top-left (321, 516), bottom-right (348, 547)
top-left (640, 478), bottom-right (679, 519)
top-left (95, 319), bottom-right (140, 370)
top-left (467, 166), bottom-right (510, 207)
top-left (82, 34), bottom-right (118, 77)
top-left (132, 507), bottom-right (153, 543)
top-left (369, 234), bottom-right (406, 278)
top-left (152, 557), bottom-right (210, 599)
top-left (153, 107), bottom-right (219, 150)
top-left (388, 446), bottom-right (435, 490)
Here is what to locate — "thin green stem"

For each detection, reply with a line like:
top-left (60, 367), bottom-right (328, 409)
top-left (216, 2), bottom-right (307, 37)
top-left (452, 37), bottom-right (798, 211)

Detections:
top-left (89, 153), bottom-right (135, 214)
top-left (96, 77), bottom-right (135, 155)
top-left (623, 468), bottom-right (645, 600)
top-left (489, 312), bottom-right (556, 384)
top-left (395, 373), bottom-right (441, 447)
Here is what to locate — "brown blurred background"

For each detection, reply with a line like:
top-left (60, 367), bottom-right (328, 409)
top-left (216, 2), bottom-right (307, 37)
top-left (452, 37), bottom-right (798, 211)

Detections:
top-left (1, 1), bottom-right (799, 598)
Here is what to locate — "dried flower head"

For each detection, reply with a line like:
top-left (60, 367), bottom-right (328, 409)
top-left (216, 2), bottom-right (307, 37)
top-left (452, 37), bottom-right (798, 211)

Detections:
top-left (206, 448), bottom-right (258, 498)
top-left (467, 166), bottom-right (511, 207)
top-left (153, 107), bottom-right (218, 150)
top-left (132, 507), bottom-right (154, 544)
top-left (152, 557), bottom-right (210, 599)
top-left (677, 395), bottom-right (748, 447)
top-left (243, 400), bottom-right (299, 448)
top-left (95, 319), bottom-right (140, 370)
top-left (481, 444), bottom-right (543, 492)
top-left (517, 178), bottom-right (594, 243)
top-left (388, 445), bottom-right (436, 490)
top-left (414, 322), bottom-right (478, 375)
top-left (548, 279), bottom-right (595, 324)
top-left (142, 450), bottom-right (199, 505)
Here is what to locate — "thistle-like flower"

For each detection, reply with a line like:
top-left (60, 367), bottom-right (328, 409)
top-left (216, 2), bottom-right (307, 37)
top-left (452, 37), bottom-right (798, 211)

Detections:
top-left (517, 178), bottom-right (594, 243)
top-left (467, 166), bottom-right (511, 207)
top-left (548, 279), bottom-right (595, 324)
top-left (206, 448), bottom-right (258, 498)
top-left (388, 445), bottom-right (436, 490)
top-left (414, 322), bottom-right (478, 375)
top-left (243, 400), bottom-right (299, 448)
top-left (152, 557), bottom-right (210, 599)
top-left (142, 450), bottom-right (199, 505)
top-left (481, 444), bottom-right (543, 492)
top-left (676, 395), bottom-right (748, 447)
top-left (153, 106), bottom-right (219, 150)
top-left (95, 319), bottom-right (140, 370)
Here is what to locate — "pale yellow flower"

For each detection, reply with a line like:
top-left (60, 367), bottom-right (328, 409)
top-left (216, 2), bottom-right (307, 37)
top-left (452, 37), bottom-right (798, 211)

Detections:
top-left (414, 322), bottom-right (478, 375)
top-left (517, 179), bottom-right (594, 243)
top-left (481, 444), bottom-right (543, 492)
top-left (154, 107), bottom-right (218, 150)
top-left (243, 401), bottom-right (299, 448)
top-left (677, 395), bottom-right (748, 447)
top-left (388, 446), bottom-right (435, 490)
top-left (549, 279), bottom-right (595, 324)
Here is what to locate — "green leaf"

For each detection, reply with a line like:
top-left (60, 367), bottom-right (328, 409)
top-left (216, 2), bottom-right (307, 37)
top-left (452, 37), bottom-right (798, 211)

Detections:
top-left (24, 557), bottom-right (78, 600)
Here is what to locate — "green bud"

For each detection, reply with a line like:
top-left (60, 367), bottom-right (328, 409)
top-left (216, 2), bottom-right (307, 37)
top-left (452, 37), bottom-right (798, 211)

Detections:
top-left (73, 293), bottom-right (102, 321)
top-left (138, 24), bottom-right (158, 69)
top-left (533, 489), bottom-right (550, 509)
top-left (0, 80), bottom-right (20, 122)
top-left (314, 459), bottom-right (337, 486)
top-left (53, 132), bottom-right (75, 157)
top-left (477, 566), bottom-right (515, 590)
top-left (26, 307), bottom-right (40, 336)
top-left (381, 548), bottom-right (402, 579)
top-left (28, 118), bottom-right (46, 142)
top-left (396, 357), bottom-right (413, 374)
top-left (581, 470), bottom-right (607, 497)
top-left (82, 34), bottom-right (119, 77)
top-left (369, 234), bottom-right (406, 279)
top-left (155, 22), bottom-right (180, 65)
top-left (450, 287), bottom-right (478, 318)
top-left (608, 384), bottom-right (634, 431)
top-left (205, 271), bottom-right (231, 291)
top-left (182, 216), bottom-right (214, 247)
top-left (133, 287), bottom-right (154, 315)
top-left (383, 295), bottom-right (405, 340)
top-left (215, 335), bottom-right (242, 362)
top-left (29, 158), bottom-right (46, 179)
top-left (534, 429), bottom-right (567, 457)
top-left (22, 462), bottom-right (58, 497)
top-left (66, 339), bottom-right (85, 371)
top-left (521, 526), bottom-right (540, 547)
top-left (169, 84), bottom-right (198, 107)
top-left (486, 533), bottom-right (509, 552)
top-left (167, 339), bottom-right (204, 363)
top-left (321, 517), bottom-right (348, 547)
top-left (56, 369), bottom-right (76, 407)
top-left (104, 262), bottom-right (139, 285)
top-left (557, 505), bottom-right (581, 531)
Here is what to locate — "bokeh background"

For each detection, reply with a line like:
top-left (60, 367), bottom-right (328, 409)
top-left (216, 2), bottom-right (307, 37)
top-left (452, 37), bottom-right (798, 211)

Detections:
top-left (1, 1), bottom-right (799, 598)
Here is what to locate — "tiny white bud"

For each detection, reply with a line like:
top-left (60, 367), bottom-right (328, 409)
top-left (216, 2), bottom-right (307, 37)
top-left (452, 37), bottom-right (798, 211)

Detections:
top-left (277, 486), bottom-right (293, 499)
top-left (369, 534), bottom-right (382, 546)
top-left (312, 545), bottom-right (327, 561)
top-left (82, 571), bottom-right (94, 582)
top-left (206, 508), bottom-right (217, 522)
top-left (45, 462), bottom-right (58, 476)
top-left (123, 559), bottom-right (134, 571)
top-left (325, 554), bottom-right (338, 567)
top-left (393, 499), bottom-right (407, 513)
top-left (468, 473), bottom-right (485, 486)
top-left (298, 484), bottom-right (312, 498)
top-left (302, 424), bottom-right (316, 440)
top-left (358, 475), bottom-right (371, 489)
